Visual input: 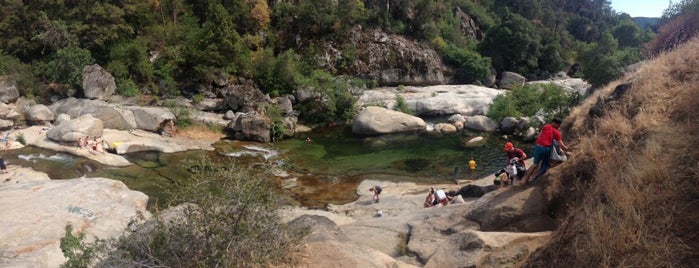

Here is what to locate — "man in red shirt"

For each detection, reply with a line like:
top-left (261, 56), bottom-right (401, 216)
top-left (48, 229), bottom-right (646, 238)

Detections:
top-left (521, 118), bottom-right (569, 184)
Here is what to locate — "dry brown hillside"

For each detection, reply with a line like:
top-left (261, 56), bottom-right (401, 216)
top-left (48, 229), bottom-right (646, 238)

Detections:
top-left (523, 37), bottom-right (699, 267)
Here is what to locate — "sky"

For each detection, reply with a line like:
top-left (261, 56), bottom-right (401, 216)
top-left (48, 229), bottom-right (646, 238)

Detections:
top-left (609, 0), bottom-right (671, 17)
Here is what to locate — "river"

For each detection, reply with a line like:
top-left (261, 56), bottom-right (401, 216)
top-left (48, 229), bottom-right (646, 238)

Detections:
top-left (2, 126), bottom-right (532, 208)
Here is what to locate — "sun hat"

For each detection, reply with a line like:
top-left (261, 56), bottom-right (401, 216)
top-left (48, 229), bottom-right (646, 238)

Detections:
top-left (503, 142), bottom-right (513, 151)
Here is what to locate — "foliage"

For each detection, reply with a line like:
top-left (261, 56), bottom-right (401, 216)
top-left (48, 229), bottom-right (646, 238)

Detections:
top-left (97, 157), bottom-right (307, 267)
top-left (487, 83), bottom-right (580, 121)
top-left (166, 106), bottom-right (192, 129)
top-left (34, 47), bottom-right (94, 97)
top-left (265, 103), bottom-right (286, 141)
top-left (441, 43), bottom-right (492, 83)
top-left (611, 18), bottom-right (654, 48)
top-left (15, 133), bottom-right (26, 146)
top-left (0, 0), bottom-right (664, 123)
top-left (107, 39), bottom-right (153, 85)
top-left (182, 3), bottom-right (249, 83)
top-left (576, 32), bottom-right (643, 87)
top-left (478, 11), bottom-right (544, 77)
top-left (252, 48), bottom-right (300, 97)
top-left (0, 52), bottom-right (41, 100)
top-left (394, 95), bottom-right (413, 115)
top-left (648, 4), bottom-right (699, 55)
top-left (60, 224), bottom-right (103, 268)
top-left (296, 71), bottom-right (358, 125)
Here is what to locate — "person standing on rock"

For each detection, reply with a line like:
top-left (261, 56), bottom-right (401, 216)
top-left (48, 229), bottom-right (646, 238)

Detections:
top-left (0, 155), bottom-right (7, 173)
top-left (167, 120), bottom-right (177, 137)
top-left (369, 185), bottom-right (382, 203)
top-left (521, 118), bottom-right (569, 184)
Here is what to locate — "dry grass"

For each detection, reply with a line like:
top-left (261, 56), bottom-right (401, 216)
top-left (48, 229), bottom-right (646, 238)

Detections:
top-left (177, 123), bottom-right (225, 140)
top-left (525, 37), bottom-right (699, 267)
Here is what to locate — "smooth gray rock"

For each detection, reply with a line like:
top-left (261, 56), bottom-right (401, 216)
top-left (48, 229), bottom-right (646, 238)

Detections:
top-left (0, 75), bottom-right (20, 104)
top-left (49, 98), bottom-right (137, 130)
top-left (82, 64), bottom-right (116, 100)
top-left (126, 106), bottom-right (175, 132)
top-left (352, 106), bottom-right (426, 135)
top-left (46, 114), bottom-right (103, 143)
top-left (499, 72), bottom-right (526, 90)
top-left (464, 115), bottom-right (499, 132)
top-left (25, 104), bottom-right (55, 123)
top-left (0, 177), bottom-right (150, 268)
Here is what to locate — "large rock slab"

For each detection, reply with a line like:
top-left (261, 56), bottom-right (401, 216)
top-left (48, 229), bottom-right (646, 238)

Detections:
top-left (424, 230), bottom-right (551, 268)
top-left (356, 85), bottom-right (506, 116)
top-left (125, 106), bottom-right (175, 132)
top-left (288, 215), bottom-right (418, 268)
top-left (46, 114), bottom-right (103, 144)
top-left (0, 177), bottom-right (150, 268)
top-left (528, 78), bottom-right (592, 97)
top-left (49, 98), bottom-right (137, 130)
top-left (352, 106), bottom-right (426, 135)
top-left (466, 186), bottom-right (556, 232)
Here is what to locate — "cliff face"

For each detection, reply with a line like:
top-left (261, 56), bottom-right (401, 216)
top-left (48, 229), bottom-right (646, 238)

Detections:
top-left (524, 37), bottom-right (699, 267)
top-left (316, 26), bottom-right (452, 86)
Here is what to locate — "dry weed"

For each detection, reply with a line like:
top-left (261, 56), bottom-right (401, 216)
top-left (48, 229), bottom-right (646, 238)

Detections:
top-left (178, 124), bottom-right (224, 140)
top-left (525, 37), bottom-right (699, 267)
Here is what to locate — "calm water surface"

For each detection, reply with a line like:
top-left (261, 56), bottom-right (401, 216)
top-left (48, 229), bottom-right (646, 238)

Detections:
top-left (3, 126), bottom-right (532, 208)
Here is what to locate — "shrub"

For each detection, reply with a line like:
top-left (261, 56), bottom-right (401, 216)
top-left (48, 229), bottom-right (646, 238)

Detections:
top-left (60, 224), bottom-right (103, 268)
top-left (265, 103), bottom-right (286, 142)
top-left (96, 157), bottom-right (307, 267)
top-left (487, 83), bottom-right (580, 121)
top-left (34, 47), bottom-right (94, 94)
top-left (168, 106), bottom-right (192, 129)
top-left (116, 79), bottom-right (140, 97)
top-left (15, 133), bottom-right (26, 145)
top-left (394, 95), bottom-right (413, 115)
top-left (296, 70), bottom-right (358, 125)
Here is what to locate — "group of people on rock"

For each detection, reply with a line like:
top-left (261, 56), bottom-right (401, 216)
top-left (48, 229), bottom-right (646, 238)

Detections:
top-left (424, 187), bottom-right (451, 208)
top-left (366, 118), bottom-right (571, 210)
top-left (494, 118), bottom-right (569, 188)
top-left (78, 136), bottom-right (113, 154)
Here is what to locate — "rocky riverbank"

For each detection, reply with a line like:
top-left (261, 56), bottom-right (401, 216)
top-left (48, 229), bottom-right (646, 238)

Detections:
top-left (282, 159), bottom-right (555, 267)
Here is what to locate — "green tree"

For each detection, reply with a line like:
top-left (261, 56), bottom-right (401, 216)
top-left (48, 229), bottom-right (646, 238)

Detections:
top-left (479, 11), bottom-right (542, 76)
top-left (183, 3), bottom-right (248, 82)
top-left (252, 48), bottom-right (300, 97)
top-left (66, 2), bottom-right (135, 62)
top-left (611, 18), bottom-right (648, 48)
top-left (441, 44), bottom-right (492, 84)
top-left (34, 47), bottom-right (95, 97)
top-left (108, 39), bottom-right (153, 85)
top-left (0, 51), bottom-right (41, 99)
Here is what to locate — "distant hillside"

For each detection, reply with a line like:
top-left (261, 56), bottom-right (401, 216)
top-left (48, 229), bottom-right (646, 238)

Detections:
top-left (633, 17), bottom-right (660, 28)
top-left (524, 36), bottom-right (699, 267)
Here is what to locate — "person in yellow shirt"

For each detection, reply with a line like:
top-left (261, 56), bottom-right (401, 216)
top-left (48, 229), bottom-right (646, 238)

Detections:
top-left (468, 157), bottom-right (476, 171)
